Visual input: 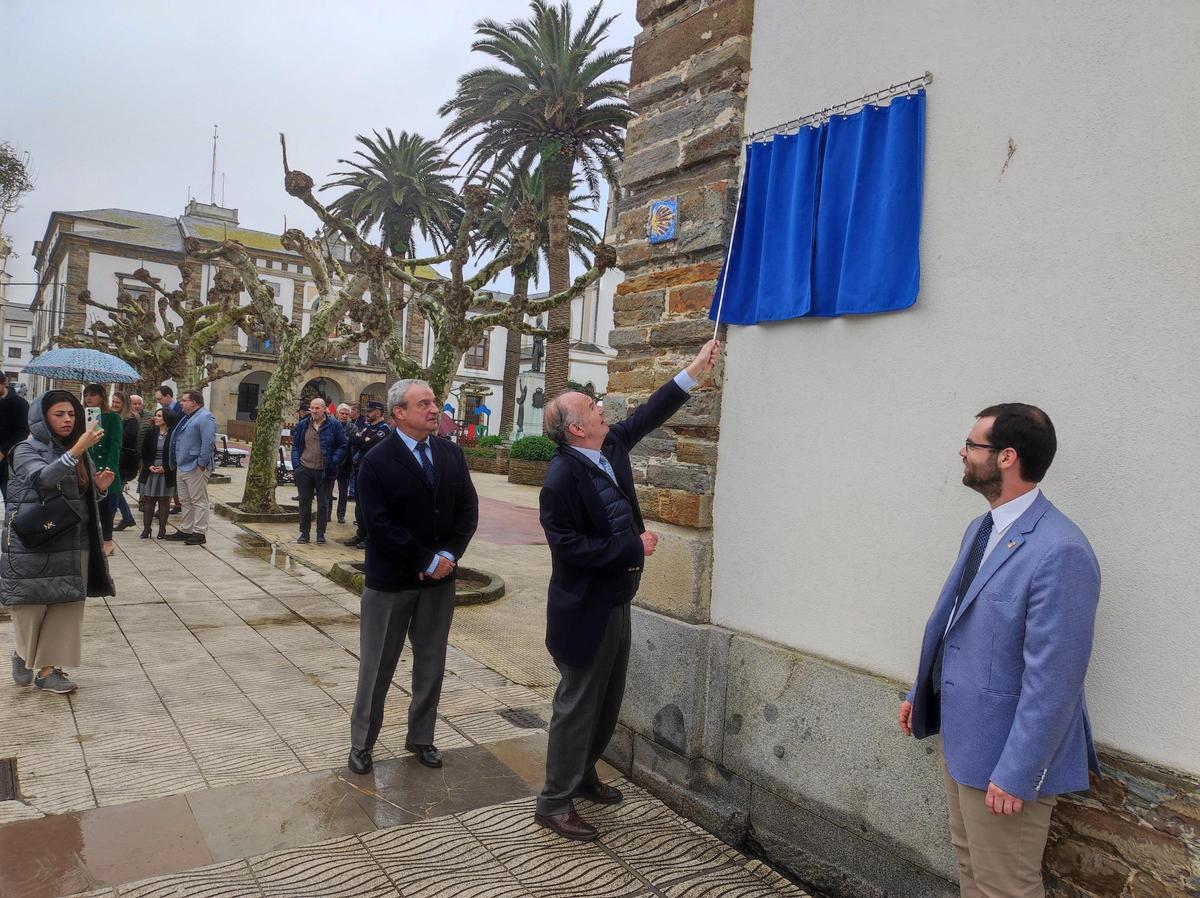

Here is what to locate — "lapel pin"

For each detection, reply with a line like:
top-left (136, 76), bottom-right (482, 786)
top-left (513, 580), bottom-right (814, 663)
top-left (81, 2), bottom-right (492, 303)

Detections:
top-left (1007, 540), bottom-right (1017, 549)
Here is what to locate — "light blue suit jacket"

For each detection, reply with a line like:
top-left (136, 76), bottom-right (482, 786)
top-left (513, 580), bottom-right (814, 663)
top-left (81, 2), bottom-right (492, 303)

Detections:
top-left (908, 492), bottom-right (1101, 800)
top-left (170, 407), bottom-right (217, 473)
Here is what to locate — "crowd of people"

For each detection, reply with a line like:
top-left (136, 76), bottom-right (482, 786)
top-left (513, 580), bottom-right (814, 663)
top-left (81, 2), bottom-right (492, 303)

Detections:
top-left (0, 340), bottom-right (1103, 897)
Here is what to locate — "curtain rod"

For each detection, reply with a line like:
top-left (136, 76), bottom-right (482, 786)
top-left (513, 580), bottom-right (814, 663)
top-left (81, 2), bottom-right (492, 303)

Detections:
top-left (745, 71), bottom-right (932, 144)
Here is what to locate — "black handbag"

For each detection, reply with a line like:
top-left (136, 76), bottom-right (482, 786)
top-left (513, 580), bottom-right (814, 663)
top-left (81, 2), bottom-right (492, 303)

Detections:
top-left (10, 487), bottom-right (82, 550)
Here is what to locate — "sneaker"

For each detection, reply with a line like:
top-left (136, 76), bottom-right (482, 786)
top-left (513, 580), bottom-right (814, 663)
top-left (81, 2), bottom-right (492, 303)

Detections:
top-left (336, 517), bottom-right (346, 524)
top-left (34, 669), bottom-right (77, 694)
top-left (296, 534), bottom-right (310, 544)
top-left (169, 506), bottom-right (181, 515)
top-left (12, 653), bottom-right (32, 687)
top-left (316, 535), bottom-right (326, 545)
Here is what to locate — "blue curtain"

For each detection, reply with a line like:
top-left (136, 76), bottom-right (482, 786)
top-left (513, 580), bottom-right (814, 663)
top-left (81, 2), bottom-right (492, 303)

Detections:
top-left (711, 90), bottom-right (925, 325)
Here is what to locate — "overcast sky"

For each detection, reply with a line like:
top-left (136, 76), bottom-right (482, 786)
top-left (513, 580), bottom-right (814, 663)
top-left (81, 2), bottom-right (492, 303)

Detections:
top-left (2, 0), bottom-right (638, 305)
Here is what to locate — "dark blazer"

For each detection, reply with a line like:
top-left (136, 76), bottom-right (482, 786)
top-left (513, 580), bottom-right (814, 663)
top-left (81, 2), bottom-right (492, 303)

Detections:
top-left (540, 379), bottom-right (691, 667)
top-left (357, 430), bottom-right (479, 592)
top-left (138, 425), bottom-right (177, 491)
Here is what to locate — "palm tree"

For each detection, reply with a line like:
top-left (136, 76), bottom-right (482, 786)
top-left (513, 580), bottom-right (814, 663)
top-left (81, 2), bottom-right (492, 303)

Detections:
top-left (323, 129), bottom-right (461, 365)
top-left (323, 129), bottom-right (460, 258)
top-left (478, 164), bottom-right (601, 437)
top-left (440, 0), bottom-right (631, 405)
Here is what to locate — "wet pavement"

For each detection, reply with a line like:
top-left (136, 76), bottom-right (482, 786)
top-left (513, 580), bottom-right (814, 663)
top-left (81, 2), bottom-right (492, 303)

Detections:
top-left (0, 471), bottom-right (808, 897)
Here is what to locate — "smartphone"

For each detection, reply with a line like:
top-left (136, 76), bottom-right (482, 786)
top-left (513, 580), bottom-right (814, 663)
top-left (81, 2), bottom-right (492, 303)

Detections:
top-left (85, 406), bottom-right (101, 429)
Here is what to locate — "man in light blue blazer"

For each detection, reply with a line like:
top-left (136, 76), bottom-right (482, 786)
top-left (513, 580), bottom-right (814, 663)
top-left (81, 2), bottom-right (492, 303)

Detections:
top-left (900, 403), bottom-right (1101, 898)
top-left (167, 389), bottom-right (218, 546)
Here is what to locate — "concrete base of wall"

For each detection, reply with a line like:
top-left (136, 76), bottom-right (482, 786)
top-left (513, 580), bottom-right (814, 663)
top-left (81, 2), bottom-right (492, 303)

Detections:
top-left (610, 607), bottom-right (1200, 898)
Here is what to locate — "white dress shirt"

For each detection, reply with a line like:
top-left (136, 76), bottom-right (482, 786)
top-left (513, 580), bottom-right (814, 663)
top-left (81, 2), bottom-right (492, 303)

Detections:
top-left (981, 487), bottom-right (1041, 566)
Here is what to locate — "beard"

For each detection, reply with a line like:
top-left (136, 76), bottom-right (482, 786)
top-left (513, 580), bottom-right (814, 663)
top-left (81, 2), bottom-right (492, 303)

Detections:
top-left (962, 460), bottom-right (1002, 501)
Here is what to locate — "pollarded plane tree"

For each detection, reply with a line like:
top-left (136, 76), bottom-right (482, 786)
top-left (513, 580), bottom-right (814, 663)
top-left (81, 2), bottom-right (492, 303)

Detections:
top-left (184, 138), bottom-right (614, 513)
top-left (287, 150), bottom-right (617, 404)
top-left (62, 261), bottom-right (251, 392)
top-left (184, 222), bottom-right (372, 515)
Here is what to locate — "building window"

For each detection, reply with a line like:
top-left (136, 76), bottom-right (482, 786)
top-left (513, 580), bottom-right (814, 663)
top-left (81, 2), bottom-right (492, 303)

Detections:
top-left (9, 325), bottom-right (28, 338)
top-left (464, 331), bottom-right (489, 369)
top-left (7, 347), bottom-right (21, 359)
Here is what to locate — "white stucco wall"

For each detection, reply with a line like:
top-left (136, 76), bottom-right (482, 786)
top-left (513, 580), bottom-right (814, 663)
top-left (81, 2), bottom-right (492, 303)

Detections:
top-left (85, 253), bottom-right (183, 331)
top-left (711, 1), bottom-right (1200, 773)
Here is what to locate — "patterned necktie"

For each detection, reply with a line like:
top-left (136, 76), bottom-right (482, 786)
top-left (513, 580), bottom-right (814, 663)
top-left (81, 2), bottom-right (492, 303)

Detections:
top-left (416, 440), bottom-right (435, 486)
top-left (597, 454), bottom-right (618, 485)
top-left (932, 512), bottom-right (994, 692)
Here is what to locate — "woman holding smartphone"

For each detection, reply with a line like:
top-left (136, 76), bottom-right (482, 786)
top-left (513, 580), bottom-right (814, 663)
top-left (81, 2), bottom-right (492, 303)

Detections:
top-left (1, 390), bottom-right (116, 694)
top-left (82, 384), bottom-right (123, 556)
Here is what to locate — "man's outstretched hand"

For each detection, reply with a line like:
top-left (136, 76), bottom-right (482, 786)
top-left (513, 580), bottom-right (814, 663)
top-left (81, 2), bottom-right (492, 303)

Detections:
top-left (685, 339), bottom-right (721, 381)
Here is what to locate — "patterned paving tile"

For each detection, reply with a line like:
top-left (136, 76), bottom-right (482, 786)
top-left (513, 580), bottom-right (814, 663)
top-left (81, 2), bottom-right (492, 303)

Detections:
top-left (0, 799), bottom-right (44, 823)
top-left (448, 709), bottom-right (548, 745)
top-left (115, 859), bottom-right (262, 897)
top-left (362, 817), bottom-right (527, 898)
top-left (248, 835), bottom-right (394, 897)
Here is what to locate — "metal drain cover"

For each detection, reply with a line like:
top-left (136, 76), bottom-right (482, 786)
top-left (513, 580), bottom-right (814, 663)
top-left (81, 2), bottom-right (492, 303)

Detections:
top-left (0, 758), bottom-right (17, 801)
top-left (499, 708), bottom-right (547, 729)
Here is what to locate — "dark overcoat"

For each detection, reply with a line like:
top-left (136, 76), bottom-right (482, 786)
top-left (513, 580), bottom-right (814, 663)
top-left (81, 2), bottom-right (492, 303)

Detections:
top-left (540, 380), bottom-right (690, 667)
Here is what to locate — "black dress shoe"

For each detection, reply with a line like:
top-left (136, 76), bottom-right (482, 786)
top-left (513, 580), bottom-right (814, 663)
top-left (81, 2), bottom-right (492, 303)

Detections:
top-left (184, 533), bottom-right (206, 545)
top-left (341, 535), bottom-right (362, 546)
top-left (114, 519), bottom-right (135, 531)
top-left (347, 747), bottom-right (372, 774)
top-left (404, 742), bottom-right (443, 768)
top-left (574, 781), bottom-right (623, 805)
top-left (534, 811), bottom-right (599, 842)
top-left (162, 531), bottom-right (191, 541)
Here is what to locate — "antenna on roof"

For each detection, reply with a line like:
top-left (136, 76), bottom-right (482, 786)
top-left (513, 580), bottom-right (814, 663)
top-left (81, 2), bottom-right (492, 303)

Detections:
top-left (209, 125), bottom-right (219, 205)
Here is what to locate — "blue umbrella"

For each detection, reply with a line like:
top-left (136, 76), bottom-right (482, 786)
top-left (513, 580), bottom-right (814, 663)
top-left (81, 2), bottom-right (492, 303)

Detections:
top-left (25, 348), bottom-right (141, 384)
top-left (443, 403), bottom-right (455, 412)
top-left (476, 404), bottom-right (492, 417)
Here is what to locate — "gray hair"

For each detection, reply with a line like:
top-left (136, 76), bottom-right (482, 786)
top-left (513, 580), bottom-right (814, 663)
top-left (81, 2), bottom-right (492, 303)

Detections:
top-left (543, 393), bottom-right (586, 446)
top-left (388, 378), bottom-right (431, 410)
top-left (336, 402), bottom-right (352, 414)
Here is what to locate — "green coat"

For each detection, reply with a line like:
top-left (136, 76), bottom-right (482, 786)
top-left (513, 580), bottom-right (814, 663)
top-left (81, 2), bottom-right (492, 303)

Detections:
top-left (87, 409), bottom-right (124, 492)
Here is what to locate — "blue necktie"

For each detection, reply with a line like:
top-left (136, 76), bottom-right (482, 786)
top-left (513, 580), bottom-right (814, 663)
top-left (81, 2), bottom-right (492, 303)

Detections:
top-left (597, 454), bottom-right (618, 485)
top-left (416, 441), bottom-right (435, 486)
top-left (932, 512), bottom-right (994, 692)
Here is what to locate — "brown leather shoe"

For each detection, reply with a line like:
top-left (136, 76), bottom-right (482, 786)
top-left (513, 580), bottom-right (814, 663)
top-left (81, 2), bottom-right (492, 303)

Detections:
top-left (574, 781), bottom-right (623, 805)
top-left (535, 810), bottom-right (599, 842)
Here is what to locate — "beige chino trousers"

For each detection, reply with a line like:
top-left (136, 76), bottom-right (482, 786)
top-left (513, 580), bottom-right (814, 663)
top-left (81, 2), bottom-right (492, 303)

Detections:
top-left (941, 755), bottom-right (1057, 898)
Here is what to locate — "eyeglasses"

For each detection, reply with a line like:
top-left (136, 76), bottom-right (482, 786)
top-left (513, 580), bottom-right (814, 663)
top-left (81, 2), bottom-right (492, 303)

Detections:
top-left (964, 440), bottom-right (1000, 453)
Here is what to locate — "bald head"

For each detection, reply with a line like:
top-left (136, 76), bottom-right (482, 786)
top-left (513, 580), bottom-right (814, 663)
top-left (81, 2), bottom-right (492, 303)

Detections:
top-left (545, 391), bottom-right (607, 450)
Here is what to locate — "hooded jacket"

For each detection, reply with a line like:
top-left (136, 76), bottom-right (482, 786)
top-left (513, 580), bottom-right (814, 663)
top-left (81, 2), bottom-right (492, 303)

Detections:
top-left (1, 393), bottom-right (115, 606)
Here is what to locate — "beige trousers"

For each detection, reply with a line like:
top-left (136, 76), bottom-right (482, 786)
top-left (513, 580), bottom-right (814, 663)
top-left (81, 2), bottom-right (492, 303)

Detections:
top-left (942, 755), bottom-right (1057, 898)
top-left (177, 467), bottom-right (211, 535)
top-left (12, 602), bottom-right (85, 670)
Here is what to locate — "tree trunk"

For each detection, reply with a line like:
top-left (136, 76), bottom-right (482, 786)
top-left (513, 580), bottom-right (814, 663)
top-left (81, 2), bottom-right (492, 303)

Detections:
top-left (498, 273), bottom-right (527, 441)
top-left (239, 338), bottom-right (303, 514)
top-left (543, 180), bottom-right (572, 411)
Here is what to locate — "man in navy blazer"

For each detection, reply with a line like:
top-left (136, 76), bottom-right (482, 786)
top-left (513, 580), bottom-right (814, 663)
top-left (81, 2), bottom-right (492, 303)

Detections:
top-left (900, 403), bottom-right (1101, 898)
top-left (347, 379), bottom-right (478, 776)
top-left (534, 339), bottom-right (720, 842)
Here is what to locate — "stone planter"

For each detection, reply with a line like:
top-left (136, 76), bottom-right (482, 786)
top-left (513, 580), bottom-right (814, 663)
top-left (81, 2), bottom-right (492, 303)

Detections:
top-left (329, 563), bottom-right (504, 606)
top-left (507, 458), bottom-right (549, 486)
top-left (214, 501), bottom-right (301, 524)
top-left (466, 453), bottom-right (509, 475)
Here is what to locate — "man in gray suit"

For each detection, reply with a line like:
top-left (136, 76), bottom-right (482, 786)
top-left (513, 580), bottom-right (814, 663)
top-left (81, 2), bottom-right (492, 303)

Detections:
top-left (167, 389), bottom-right (217, 546)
